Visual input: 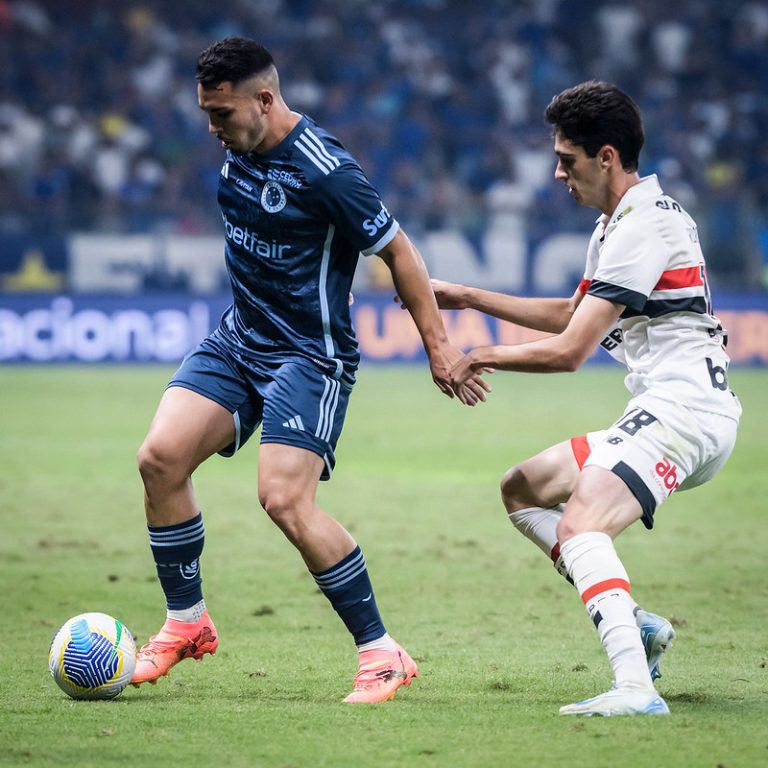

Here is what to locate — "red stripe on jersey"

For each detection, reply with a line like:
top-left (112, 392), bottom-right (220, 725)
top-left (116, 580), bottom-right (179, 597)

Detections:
top-left (581, 578), bottom-right (631, 604)
top-left (654, 266), bottom-right (703, 291)
top-left (570, 435), bottom-right (591, 470)
top-left (550, 541), bottom-right (561, 564)
top-left (578, 278), bottom-right (592, 295)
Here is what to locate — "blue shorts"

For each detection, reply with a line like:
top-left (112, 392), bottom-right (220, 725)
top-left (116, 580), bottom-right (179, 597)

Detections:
top-left (169, 337), bottom-right (352, 480)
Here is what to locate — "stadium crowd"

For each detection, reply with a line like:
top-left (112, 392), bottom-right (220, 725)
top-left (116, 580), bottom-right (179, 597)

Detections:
top-left (0, 0), bottom-right (766, 288)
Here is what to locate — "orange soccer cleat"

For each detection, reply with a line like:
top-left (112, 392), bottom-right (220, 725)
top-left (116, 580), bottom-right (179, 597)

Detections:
top-left (131, 612), bottom-right (218, 686)
top-left (343, 643), bottom-right (419, 703)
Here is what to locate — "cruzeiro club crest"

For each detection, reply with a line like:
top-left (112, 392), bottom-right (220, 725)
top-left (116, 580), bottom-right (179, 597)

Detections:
top-left (261, 180), bottom-right (287, 213)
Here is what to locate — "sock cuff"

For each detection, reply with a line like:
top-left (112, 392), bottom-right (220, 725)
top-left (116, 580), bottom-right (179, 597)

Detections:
top-left (507, 506), bottom-right (540, 521)
top-left (148, 512), bottom-right (204, 545)
top-left (311, 546), bottom-right (365, 591)
top-left (507, 505), bottom-right (563, 522)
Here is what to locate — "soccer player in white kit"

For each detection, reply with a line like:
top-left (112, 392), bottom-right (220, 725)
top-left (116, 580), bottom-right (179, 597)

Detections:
top-left (433, 81), bottom-right (741, 716)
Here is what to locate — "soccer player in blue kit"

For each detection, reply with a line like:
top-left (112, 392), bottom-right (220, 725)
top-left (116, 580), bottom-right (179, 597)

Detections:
top-left (130, 37), bottom-right (489, 703)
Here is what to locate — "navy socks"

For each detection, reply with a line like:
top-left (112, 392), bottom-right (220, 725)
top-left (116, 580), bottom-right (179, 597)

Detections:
top-left (148, 512), bottom-right (205, 610)
top-left (311, 546), bottom-right (386, 645)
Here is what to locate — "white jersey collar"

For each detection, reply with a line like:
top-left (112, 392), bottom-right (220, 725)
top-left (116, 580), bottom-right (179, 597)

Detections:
top-left (596, 174), bottom-right (664, 228)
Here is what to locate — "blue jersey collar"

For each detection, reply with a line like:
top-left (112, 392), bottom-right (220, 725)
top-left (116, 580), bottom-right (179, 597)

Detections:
top-left (249, 113), bottom-right (309, 162)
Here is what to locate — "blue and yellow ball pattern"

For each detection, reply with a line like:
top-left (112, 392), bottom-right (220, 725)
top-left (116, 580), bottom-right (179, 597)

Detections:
top-left (49, 612), bottom-right (137, 700)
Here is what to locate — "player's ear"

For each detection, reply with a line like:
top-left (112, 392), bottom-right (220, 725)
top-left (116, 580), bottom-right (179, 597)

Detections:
top-left (257, 88), bottom-right (274, 113)
top-left (598, 145), bottom-right (614, 169)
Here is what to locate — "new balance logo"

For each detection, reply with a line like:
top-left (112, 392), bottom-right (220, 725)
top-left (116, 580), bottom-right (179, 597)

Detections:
top-left (282, 415), bottom-right (306, 431)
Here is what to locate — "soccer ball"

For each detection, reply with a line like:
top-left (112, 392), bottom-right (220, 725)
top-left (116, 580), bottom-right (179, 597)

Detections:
top-left (48, 612), bottom-right (137, 700)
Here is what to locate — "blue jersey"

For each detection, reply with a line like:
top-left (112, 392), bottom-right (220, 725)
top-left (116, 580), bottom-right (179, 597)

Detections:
top-left (213, 114), bottom-right (398, 383)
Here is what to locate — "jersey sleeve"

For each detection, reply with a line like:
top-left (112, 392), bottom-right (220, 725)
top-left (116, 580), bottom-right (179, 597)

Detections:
top-left (314, 162), bottom-right (400, 255)
top-left (588, 216), bottom-right (668, 312)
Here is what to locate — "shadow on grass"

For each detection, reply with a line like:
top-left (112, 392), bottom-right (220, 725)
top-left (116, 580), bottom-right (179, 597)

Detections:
top-left (664, 691), bottom-right (711, 704)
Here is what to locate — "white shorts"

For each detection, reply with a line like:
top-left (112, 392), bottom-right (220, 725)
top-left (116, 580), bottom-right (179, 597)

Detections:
top-left (570, 393), bottom-right (739, 529)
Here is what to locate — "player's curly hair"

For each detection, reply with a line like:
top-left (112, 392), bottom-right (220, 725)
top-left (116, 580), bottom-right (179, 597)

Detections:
top-left (545, 81), bottom-right (644, 172)
top-left (196, 37), bottom-right (275, 86)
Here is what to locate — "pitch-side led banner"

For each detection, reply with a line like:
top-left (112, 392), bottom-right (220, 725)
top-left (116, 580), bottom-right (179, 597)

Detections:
top-left (0, 293), bottom-right (766, 365)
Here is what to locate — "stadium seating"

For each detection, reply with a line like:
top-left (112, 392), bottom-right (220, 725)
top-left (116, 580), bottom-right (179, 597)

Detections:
top-left (0, 0), bottom-right (766, 290)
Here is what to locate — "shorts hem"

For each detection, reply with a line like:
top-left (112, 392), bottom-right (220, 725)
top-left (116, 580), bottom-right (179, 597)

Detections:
top-left (259, 436), bottom-right (335, 480)
top-left (167, 381), bottom-right (236, 415)
top-left (611, 461), bottom-right (657, 530)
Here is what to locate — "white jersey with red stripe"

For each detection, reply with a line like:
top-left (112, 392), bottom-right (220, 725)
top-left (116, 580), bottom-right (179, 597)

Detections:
top-left (579, 175), bottom-right (740, 420)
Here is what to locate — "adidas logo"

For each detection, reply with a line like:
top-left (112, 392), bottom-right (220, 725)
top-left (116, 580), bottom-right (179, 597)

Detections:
top-left (282, 415), bottom-right (305, 431)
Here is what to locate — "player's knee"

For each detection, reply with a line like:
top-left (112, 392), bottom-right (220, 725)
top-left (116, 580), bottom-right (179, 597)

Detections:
top-left (500, 464), bottom-right (533, 514)
top-left (258, 482), bottom-right (304, 533)
top-left (137, 438), bottom-right (186, 487)
top-left (557, 506), bottom-right (596, 543)
top-left (555, 516), bottom-right (577, 544)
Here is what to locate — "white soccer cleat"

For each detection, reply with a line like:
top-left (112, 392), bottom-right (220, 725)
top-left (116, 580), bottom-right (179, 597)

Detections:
top-left (559, 687), bottom-right (670, 716)
top-left (635, 609), bottom-right (676, 681)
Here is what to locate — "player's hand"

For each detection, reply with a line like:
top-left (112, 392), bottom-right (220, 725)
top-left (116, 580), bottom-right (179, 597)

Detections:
top-left (430, 345), bottom-right (492, 406)
top-left (447, 351), bottom-right (477, 391)
top-left (446, 348), bottom-right (496, 402)
top-left (394, 279), bottom-right (469, 311)
top-left (429, 279), bottom-right (469, 310)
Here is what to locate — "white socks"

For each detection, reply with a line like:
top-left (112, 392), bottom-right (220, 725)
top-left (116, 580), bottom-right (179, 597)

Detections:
top-left (508, 505), bottom-right (569, 579)
top-left (167, 598), bottom-right (207, 623)
top-left (357, 632), bottom-right (396, 653)
top-left (560, 532), bottom-right (652, 690)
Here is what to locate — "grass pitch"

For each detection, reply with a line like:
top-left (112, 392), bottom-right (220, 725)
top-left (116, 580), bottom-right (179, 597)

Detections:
top-left (1, 365), bottom-right (766, 767)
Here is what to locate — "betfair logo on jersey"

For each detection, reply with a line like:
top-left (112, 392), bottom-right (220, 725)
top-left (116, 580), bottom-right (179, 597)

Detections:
top-left (363, 203), bottom-right (391, 238)
top-left (222, 214), bottom-right (290, 259)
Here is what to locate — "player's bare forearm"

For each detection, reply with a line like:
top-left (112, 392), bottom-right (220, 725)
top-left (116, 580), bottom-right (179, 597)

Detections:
top-left (468, 290), bottom-right (576, 333)
top-left (434, 280), bottom-right (578, 334)
top-left (378, 231), bottom-right (492, 404)
top-left (379, 233), bottom-right (449, 356)
top-left (463, 340), bottom-right (583, 376)
top-left (448, 294), bottom-right (624, 390)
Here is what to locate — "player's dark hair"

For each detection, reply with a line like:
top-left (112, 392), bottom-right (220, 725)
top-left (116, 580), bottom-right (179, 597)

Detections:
top-left (545, 81), bottom-right (644, 172)
top-left (196, 37), bottom-right (275, 86)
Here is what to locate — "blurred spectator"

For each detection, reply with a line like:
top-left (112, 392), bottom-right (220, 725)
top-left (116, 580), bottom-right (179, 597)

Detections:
top-left (0, 0), bottom-right (764, 289)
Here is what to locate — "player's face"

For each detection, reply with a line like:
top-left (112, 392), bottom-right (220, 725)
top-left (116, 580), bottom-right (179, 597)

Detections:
top-left (198, 82), bottom-right (268, 154)
top-left (553, 134), bottom-right (605, 209)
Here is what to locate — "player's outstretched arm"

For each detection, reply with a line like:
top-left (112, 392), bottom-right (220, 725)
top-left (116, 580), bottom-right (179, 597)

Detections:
top-left (429, 279), bottom-right (583, 334)
top-left (376, 230), bottom-right (492, 406)
top-left (447, 294), bottom-right (624, 391)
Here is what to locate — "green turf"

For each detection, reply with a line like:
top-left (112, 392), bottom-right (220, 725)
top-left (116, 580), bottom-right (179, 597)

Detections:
top-left (1, 365), bottom-right (766, 767)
